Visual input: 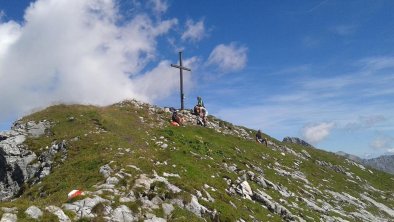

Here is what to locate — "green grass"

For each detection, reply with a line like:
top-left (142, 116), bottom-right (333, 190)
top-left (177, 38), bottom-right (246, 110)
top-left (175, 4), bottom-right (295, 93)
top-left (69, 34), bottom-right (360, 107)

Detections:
top-left (1, 101), bottom-right (393, 221)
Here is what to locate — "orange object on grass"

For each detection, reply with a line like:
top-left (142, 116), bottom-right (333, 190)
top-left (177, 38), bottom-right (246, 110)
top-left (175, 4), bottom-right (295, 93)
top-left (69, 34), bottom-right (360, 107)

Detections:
top-left (68, 189), bottom-right (84, 199)
top-left (171, 121), bottom-right (180, 126)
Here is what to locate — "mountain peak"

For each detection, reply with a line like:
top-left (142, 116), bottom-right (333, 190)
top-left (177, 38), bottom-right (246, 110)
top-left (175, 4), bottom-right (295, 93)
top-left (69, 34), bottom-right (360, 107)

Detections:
top-left (0, 100), bottom-right (393, 221)
top-left (282, 136), bottom-right (313, 148)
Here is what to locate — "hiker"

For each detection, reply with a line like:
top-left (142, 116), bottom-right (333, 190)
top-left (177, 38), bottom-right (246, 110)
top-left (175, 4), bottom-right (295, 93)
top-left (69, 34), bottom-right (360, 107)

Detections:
top-left (256, 130), bottom-right (268, 146)
top-left (171, 110), bottom-right (184, 126)
top-left (193, 96), bottom-right (208, 126)
top-left (194, 96), bottom-right (205, 114)
top-left (197, 106), bottom-right (208, 127)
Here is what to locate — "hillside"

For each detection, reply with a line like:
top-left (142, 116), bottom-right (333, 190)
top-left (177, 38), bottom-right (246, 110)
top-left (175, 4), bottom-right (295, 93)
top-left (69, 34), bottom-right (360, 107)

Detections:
top-left (0, 100), bottom-right (393, 222)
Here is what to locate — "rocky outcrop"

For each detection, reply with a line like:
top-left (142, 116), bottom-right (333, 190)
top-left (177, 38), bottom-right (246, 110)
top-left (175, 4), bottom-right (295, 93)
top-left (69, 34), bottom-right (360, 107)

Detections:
top-left (0, 120), bottom-right (68, 201)
top-left (282, 137), bottom-right (313, 148)
top-left (0, 121), bottom-right (44, 201)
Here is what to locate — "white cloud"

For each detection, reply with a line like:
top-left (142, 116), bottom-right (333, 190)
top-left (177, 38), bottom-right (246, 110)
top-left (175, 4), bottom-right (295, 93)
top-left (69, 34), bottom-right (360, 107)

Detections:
top-left (0, 20), bottom-right (21, 58)
top-left (344, 115), bottom-right (386, 131)
top-left (134, 57), bottom-right (197, 101)
top-left (207, 42), bottom-right (247, 73)
top-left (359, 56), bottom-right (394, 72)
top-left (181, 19), bottom-right (206, 42)
top-left (302, 122), bottom-right (335, 144)
top-left (0, 0), bottom-right (178, 121)
top-left (370, 135), bottom-right (394, 151)
top-left (149, 0), bottom-right (168, 15)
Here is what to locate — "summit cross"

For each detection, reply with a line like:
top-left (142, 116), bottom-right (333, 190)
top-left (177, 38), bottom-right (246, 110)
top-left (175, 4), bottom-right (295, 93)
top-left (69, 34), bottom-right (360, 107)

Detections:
top-left (171, 51), bottom-right (191, 110)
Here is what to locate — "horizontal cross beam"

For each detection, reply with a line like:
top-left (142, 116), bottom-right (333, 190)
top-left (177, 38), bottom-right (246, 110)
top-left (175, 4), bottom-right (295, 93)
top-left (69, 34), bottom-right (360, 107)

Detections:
top-left (170, 64), bottom-right (191, 71)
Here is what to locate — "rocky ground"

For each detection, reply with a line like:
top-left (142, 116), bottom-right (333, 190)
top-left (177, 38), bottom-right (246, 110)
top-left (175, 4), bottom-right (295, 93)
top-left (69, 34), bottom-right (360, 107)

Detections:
top-left (0, 100), bottom-right (393, 221)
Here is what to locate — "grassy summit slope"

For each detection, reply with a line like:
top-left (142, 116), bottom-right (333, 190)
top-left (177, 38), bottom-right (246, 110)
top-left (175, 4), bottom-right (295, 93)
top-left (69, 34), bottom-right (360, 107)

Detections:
top-left (0, 100), bottom-right (393, 221)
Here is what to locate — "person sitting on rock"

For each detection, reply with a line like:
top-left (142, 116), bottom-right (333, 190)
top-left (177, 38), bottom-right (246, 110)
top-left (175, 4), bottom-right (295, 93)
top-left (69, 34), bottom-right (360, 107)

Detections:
top-left (197, 106), bottom-right (208, 127)
top-left (171, 110), bottom-right (184, 126)
top-left (256, 130), bottom-right (268, 146)
top-left (194, 96), bottom-right (205, 115)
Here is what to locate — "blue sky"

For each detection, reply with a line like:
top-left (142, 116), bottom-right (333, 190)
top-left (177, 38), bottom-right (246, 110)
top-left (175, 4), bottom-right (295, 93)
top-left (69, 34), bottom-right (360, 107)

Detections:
top-left (0, 0), bottom-right (393, 158)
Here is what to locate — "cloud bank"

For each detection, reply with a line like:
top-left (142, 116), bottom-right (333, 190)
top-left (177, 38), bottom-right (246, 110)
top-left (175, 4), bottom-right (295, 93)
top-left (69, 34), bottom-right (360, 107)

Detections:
top-left (370, 135), bottom-right (394, 152)
top-left (207, 42), bottom-right (247, 73)
top-left (302, 122), bottom-right (335, 144)
top-left (0, 0), bottom-right (180, 120)
top-left (181, 19), bottom-right (206, 42)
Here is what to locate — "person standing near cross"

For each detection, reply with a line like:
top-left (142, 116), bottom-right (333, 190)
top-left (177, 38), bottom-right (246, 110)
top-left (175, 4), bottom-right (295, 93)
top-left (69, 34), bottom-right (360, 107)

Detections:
top-left (171, 51), bottom-right (191, 110)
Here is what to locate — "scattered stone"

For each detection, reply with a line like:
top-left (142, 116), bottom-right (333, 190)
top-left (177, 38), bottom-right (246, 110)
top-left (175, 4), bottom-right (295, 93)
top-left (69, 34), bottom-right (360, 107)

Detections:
top-left (299, 197), bottom-right (326, 213)
top-left (253, 190), bottom-right (295, 221)
top-left (110, 205), bottom-right (135, 222)
top-left (63, 196), bottom-right (110, 219)
top-left (202, 189), bottom-right (215, 202)
top-left (46, 206), bottom-right (71, 222)
top-left (162, 203), bottom-right (174, 216)
top-left (99, 164), bottom-right (113, 179)
top-left (127, 165), bottom-right (141, 171)
top-left (144, 217), bottom-right (166, 222)
top-left (0, 213), bottom-right (17, 222)
top-left (239, 181), bottom-right (253, 199)
top-left (163, 172), bottom-right (180, 178)
top-left (119, 191), bottom-right (136, 203)
top-left (185, 195), bottom-right (210, 217)
top-left (106, 176), bottom-right (120, 185)
top-left (0, 208), bottom-right (17, 214)
top-left (25, 206), bottom-right (43, 219)
top-left (361, 194), bottom-right (394, 217)
top-left (301, 150), bottom-right (311, 159)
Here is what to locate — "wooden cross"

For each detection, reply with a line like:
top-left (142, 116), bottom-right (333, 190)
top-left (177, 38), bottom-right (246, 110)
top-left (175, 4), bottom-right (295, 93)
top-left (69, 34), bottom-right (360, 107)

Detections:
top-left (171, 51), bottom-right (191, 110)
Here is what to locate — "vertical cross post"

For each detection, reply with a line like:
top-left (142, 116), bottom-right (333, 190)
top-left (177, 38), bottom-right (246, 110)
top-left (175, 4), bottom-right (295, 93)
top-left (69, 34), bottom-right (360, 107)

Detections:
top-left (171, 51), bottom-right (191, 110)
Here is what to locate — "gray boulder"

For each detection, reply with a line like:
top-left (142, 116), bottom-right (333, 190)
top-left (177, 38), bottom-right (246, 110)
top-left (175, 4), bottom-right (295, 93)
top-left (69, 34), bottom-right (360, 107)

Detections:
top-left (45, 206), bottom-right (71, 222)
top-left (253, 190), bottom-right (295, 220)
top-left (63, 196), bottom-right (110, 219)
top-left (99, 164), bottom-right (113, 179)
top-left (162, 203), bottom-right (174, 216)
top-left (25, 206), bottom-right (43, 219)
top-left (110, 205), bottom-right (136, 222)
top-left (144, 217), bottom-right (166, 222)
top-left (185, 195), bottom-right (210, 217)
top-left (0, 213), bottom-right (17, 222)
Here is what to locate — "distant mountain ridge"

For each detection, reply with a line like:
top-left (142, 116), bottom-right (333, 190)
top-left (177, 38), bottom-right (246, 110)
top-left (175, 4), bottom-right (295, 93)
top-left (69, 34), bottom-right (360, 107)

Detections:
top-left (336, 151), bottom-right (394, 175)
top-left (362, 155), bottom-right (394, 175)
top-left (282, 137), bottom-right (394, 176)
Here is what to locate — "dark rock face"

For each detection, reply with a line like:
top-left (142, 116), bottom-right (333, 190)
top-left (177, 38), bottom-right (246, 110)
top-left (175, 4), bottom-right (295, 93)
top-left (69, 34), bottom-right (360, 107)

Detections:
top-left (0, 120), bottom-right (67, 201)
top-left (0, 154), bottom-right (7, 183)
top-left (282, 137), bottom-right (313, 148)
